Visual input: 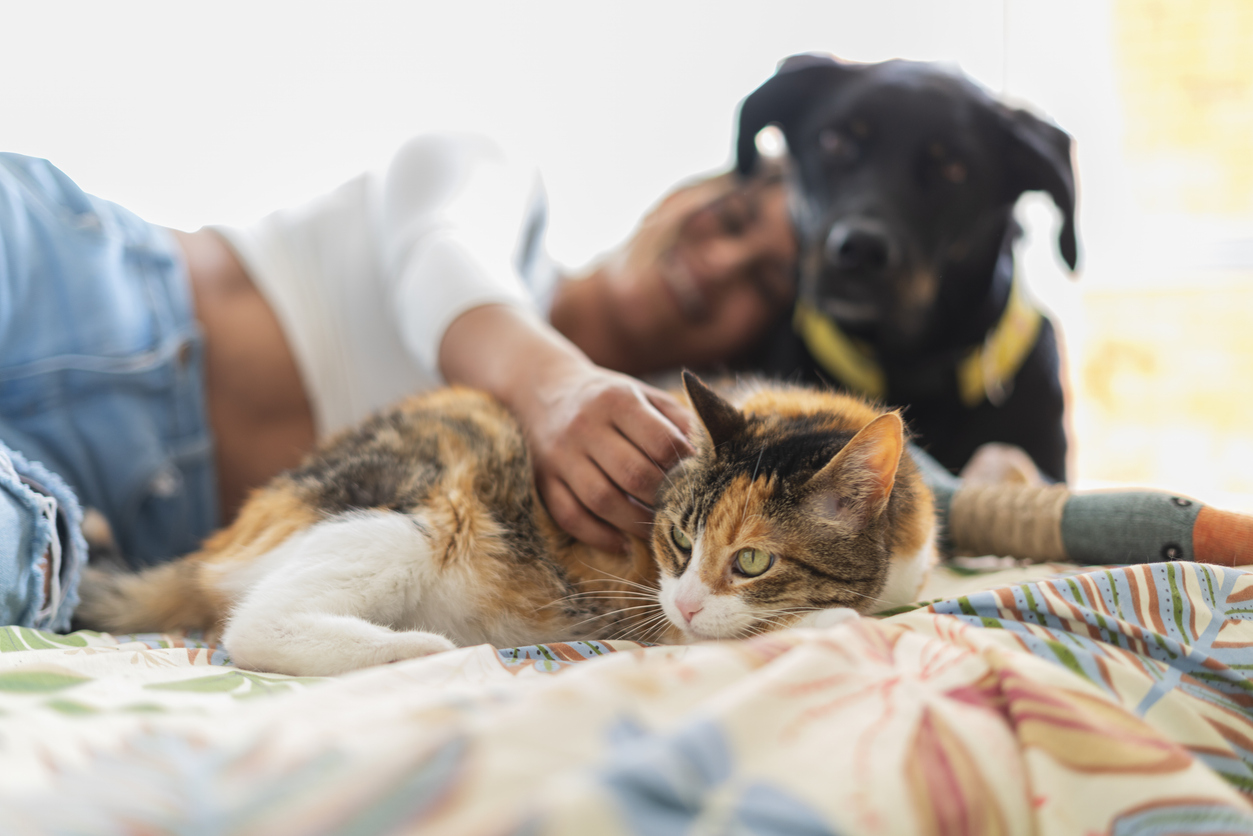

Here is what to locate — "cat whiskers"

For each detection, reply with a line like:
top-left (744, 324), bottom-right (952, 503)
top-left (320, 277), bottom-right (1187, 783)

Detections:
top-left (829, 589), bottom-right (894, 610)
top-left (586, 588), bottom-right (671, 642)
top-left (628, 611), bottom-right (676, 643)
top-left (742, 603), bottom-right (870, 637)
top-left (748, 596), bottom-right (891, 635)
top-left (551, 563), bottom-right (668, 641)
top-left (572, 565), bottom-right (662, 597)
top-left (546, 585), bottom-right (660, 608)
top-left (603, 608), bottom-right (670, 643)
top-left (749, 611), bottom-right (801, 635)
top-left (538, 590), bottom-right (660, 627)
top-left (544, 589), bottom-right (659, 605)
top-left (559, 603), bottom-right (664, 635)
top-left (575, 579), bottom-right (660, 597)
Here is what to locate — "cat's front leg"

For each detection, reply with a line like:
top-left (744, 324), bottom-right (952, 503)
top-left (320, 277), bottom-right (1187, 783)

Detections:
top-left (219, 511), bottom-right (458, 676)
top-left (790, 608), bottom-right (860, 630)
top-left (225, 610), bottom-right (457, 677)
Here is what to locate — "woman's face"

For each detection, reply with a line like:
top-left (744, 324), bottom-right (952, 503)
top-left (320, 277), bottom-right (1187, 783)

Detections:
top-left (607, 173), bottom-right (797, 370)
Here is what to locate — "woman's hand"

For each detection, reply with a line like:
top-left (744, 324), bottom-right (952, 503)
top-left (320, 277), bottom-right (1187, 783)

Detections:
top-left (513, 361), bottom-right (694, 552)
top-left (439, 304), bottom-right (693, 552)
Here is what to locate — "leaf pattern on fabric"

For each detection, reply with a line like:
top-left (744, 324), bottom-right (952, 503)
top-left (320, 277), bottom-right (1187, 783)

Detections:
top-left (1004, 666), bottom-right (1194, 774)
top-left (906, 706), bottom-right (1012, 836)
top-left (927, 562), bottom-right (1253, 794)
top-left (145, 670), bottom-right (325, 698)
top-left (0, 627), bottom-right (87, 652)
top-left (0, 668), bottom-right (89, 692)
top-left (0, 561), bottom-right (1251, 834)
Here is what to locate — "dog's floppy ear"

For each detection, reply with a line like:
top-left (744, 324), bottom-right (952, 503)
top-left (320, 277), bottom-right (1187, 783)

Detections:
top-left (999, 106), bottom-right (1080, 272)
top-left (736, 54), bottom-right (855, 177)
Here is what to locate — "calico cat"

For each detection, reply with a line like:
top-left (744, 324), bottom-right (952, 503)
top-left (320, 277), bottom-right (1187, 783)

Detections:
top-left (76, 373), bottom-right (936, 677)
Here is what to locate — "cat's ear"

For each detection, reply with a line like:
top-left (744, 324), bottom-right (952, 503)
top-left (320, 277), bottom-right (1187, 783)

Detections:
top-left (682, 371), bottom-right (746, 449)
top-left (804, 412), bottom-right (904, 530)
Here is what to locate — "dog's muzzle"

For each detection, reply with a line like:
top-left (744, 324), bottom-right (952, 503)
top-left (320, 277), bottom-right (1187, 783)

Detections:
top-left (825, 219), bottom-right (895, 273)
top-left (807, 219), bottom-right (898, 325)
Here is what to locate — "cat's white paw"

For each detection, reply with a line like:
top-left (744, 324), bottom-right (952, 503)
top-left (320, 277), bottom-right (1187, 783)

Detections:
top-left (793, 608), bottom-right (859, 630)
top-left (227, 624), bottom-right (458, 676)
top-left (372, 631), bottom-right (458, 667)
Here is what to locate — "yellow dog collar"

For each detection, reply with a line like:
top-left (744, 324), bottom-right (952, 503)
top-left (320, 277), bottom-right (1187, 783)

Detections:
top-left (793, 273), bottom-right (1042, 408)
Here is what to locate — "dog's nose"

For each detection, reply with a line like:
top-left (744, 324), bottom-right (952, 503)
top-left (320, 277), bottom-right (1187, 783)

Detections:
top-left (825, 222), bottom-right (892, 273)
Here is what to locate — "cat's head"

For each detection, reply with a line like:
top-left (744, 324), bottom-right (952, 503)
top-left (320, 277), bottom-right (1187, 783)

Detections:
top-left (653, 372), bottom-right (913, 641)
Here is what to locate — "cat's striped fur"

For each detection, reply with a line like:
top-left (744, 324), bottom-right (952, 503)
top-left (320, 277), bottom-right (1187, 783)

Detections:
top-left (76, 373), bottom-right (936, 676)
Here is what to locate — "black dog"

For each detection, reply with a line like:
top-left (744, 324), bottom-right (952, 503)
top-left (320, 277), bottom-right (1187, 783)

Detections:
top-left (736, 54), bottom-right (1078, 482)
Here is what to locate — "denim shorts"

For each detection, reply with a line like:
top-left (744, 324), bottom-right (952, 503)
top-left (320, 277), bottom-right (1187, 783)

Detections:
top-left (0, 442), bottom-right (87, 630)
top-left (0, 153), bottom-right (218, 570)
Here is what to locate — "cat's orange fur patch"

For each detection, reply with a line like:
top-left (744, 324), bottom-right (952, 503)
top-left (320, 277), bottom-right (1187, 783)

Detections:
top-left (736, 384), bottom-right (884, 426)
top-left (699, 474), bottom-right (776, 591)
top-left (200, 486), bottom-right (321, 566)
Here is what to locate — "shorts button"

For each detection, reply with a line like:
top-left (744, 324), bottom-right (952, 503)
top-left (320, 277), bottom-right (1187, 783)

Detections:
top-left (150, 467), bottom-right (183, 498)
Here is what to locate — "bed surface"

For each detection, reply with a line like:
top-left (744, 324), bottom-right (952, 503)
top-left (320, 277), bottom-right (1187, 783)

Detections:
top-left (3, 561), bottom-right (1252, 834)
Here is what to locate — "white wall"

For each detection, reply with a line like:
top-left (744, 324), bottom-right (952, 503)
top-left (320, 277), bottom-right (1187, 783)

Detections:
top-left (3, 0), bottom-right (1017, 267)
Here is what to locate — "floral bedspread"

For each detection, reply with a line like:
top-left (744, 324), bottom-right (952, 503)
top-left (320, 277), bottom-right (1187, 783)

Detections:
top-left (2, 561), bottom-right (1252, 834)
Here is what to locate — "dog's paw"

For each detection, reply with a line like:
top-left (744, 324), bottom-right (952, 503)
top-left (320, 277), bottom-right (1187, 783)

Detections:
top-left (960, 443), bottom-right (1045, 487)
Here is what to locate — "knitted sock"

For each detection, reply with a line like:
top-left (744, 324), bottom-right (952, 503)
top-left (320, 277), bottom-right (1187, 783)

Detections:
top-left (942, 483), bottom-right (1253, 567)
top-left (912, 443), bottom-right (1253, 566)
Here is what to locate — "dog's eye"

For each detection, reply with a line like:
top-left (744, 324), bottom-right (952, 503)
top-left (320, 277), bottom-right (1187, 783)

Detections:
top-left (818, 128), bottom-right (857, 162)
top-left (942, 161), bottom-right (968, 184)
top-left (926, 143), bottom-right (968, 186)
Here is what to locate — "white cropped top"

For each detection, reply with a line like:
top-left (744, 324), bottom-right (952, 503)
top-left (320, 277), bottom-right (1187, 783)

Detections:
top-left (212, 133), bottom-right (558, 437)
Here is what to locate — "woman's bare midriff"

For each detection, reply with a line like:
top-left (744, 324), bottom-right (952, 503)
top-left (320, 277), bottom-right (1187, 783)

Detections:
top-left (170, 228), bottom-right (316, 525)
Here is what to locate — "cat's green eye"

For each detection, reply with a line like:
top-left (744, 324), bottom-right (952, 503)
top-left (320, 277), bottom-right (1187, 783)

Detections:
top-left (735, 548), bottom-right (774, 577)
top-left (670, 526), bottom-right (693, 552)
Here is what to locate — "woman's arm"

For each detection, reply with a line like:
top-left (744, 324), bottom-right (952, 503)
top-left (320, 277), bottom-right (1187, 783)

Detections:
top-left (382, 134), bottom-right (693, 551)
top-left (440, 303), bottom-right (692, 553)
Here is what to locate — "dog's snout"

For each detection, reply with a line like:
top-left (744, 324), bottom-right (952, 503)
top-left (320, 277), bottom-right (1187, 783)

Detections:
top-left (825, 222), bottom-right (893, 273)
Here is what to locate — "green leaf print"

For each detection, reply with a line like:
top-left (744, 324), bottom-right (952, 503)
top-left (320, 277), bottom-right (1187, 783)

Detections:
top-left (120, 703), bottom-right (169, 714)
top-left (2, 627), bottom-right (90, 652)
top-left (1043, 640), bottom-right (1091, 684)
top-left (0, 670), bottom-right (89, 693)
top-left (44, 699), bottom-right (99, 715)
top-left (145, 670), bottom-right (325, 698)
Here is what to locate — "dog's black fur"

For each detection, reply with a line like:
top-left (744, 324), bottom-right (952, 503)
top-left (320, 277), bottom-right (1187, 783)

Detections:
top-left (736, 54), bottom-right (1078, 482)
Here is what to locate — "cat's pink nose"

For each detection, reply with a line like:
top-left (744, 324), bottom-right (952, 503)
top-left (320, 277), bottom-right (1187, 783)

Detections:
top-left (677, 598), bottom-right (703, 624)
